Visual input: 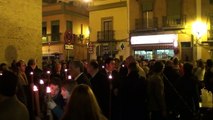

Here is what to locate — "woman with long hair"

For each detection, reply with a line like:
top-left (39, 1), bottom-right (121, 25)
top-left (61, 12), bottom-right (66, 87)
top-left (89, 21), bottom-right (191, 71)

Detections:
top-left (61, 84), bottom-right (107, 120)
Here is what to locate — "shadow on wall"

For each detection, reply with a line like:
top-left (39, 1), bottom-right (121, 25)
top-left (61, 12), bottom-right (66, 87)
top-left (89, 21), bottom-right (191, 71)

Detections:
top-left (5, 45), bottom-right (18, 64)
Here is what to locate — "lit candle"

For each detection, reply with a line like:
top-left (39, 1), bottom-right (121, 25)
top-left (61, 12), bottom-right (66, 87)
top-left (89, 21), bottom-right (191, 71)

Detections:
top-left (33, 85), bottom-right (38, 92)
top-left (64, 69), bottom-right (68, 72)
top-left (108, 74), bottom-right (113, 80)
top-left (39, 79), bottom-right (44, 85)
top-left (0, 72), bottom-right (2, 76)
top-left (46, 70), bottom-right (51, 84)
top-left (102, 65), bottom-right (105, 69)
top-left (33, 85), bottom-right (40, 116)
top-left (30, 72), bottom-right (34, 84)
top-left (122, 64), bottom-right (125, 67)
top-left (46, 86), bottom-right (51, 94)
top-left (68, 75), bottom-right (72, 80)
top-left (30, 72), bottom-right (34, 75)
top-left (47, 70), bottom-right (51, 74)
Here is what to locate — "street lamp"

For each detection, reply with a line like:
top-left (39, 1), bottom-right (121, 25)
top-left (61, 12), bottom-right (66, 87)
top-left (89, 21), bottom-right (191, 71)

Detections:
top-left (192, 21), bottom-right (207, 42)
top-left (192, 21), bottom-right (207, 60)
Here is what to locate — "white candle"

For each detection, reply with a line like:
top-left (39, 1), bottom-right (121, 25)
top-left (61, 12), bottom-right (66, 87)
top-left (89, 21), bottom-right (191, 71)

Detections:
top-left (33, 85), bottom-right (38, 92)
top-left (39, 79), bottom-right (44, 85)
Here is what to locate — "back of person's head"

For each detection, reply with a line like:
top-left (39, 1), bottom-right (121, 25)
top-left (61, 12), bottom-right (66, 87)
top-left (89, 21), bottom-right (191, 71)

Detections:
top-left (206, 59), bottom-right (213, 68)
top-left (61, 81), bottom-right (77, 94)
top-left (128, 62), bottom-right (138, 72)
top-left (0, 70), bottom-right (18, 97)
top-left (27, 59), bottom-right (36, 66)
top-left (153, 61), bottom-right (164, 73)
top-left (70, 60), bottom-right (84, 72)
top-left (89, 60), bottom-right (99, 69)
top-left (173, 57), bottom-right (179, 65)
top-left (197, 59), bottom-right (204, 68)
top-left (183, 63), bottom-right (193, 75)
top-left (0, 63), bottom-right (8, 71)
top-left (50, 77), bottom-right (62, 87)
top-left (62, 84), bottom-right (104, 120)
top-left (104, 57), bottom-right (114, 65)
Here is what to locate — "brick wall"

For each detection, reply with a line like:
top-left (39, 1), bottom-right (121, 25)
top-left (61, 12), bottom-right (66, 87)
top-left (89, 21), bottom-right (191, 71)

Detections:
top-left (0, 0), bottom-right (42, 67)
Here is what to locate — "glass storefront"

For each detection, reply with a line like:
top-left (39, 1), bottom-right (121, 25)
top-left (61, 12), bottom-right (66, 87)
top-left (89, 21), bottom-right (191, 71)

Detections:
top-left (134, 49), bottom-right (174, 60)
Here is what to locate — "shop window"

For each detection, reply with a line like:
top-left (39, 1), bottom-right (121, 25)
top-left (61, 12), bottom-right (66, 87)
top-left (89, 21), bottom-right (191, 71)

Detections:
top-left (42, 22), bottom-right (47, 43)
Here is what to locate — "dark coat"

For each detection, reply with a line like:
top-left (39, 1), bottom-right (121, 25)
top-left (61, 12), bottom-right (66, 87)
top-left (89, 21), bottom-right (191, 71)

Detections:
top-left (90, 71), bottom-right (110, 118)
top-left (121, 70), bottom-right (147, 120)
top-left (75, 73), bottom-right (91, 86)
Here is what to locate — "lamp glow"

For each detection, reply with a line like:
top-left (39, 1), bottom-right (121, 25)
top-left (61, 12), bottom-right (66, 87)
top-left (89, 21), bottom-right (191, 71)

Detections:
top-left (192, 21), bottom-right (207, 39)
top-left (33, 85), bottom-right (38, 92)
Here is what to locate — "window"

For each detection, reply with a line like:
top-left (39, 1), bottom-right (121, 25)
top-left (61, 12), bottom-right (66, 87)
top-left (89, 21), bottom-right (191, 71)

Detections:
top-left (66, 21), bottom-right (73, 31)
top-left (51, 20), bottom-right (60, 42)
top-left (42, 22), bottom-right (47, 43)
top-left (210, 0), bottom-right (213, 4)
top-left (101, 17), bottom-right (113, 41)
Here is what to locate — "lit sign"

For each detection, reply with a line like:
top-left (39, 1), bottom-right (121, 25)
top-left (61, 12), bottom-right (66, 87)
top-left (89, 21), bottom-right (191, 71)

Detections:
top-left (131, 34), bottom-right (178, 45)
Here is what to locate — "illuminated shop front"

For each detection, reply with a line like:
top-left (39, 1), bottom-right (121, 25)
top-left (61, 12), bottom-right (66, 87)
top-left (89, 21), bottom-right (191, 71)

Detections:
top-left (130, 34), bottom-right (178, 60)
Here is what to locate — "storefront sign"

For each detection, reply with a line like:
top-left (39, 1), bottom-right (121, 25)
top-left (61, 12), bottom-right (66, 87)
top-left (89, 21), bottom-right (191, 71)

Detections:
top-left (65, 44), bottom-right (73, 50)
top-left (130, 34), bottom-right (178, 45)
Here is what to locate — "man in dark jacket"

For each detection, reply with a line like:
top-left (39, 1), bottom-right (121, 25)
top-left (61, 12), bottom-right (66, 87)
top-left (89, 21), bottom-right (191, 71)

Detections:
top-left (69, 60), bottom-right (91, 86)
top-left (87, 60), bottom-right (110, 118)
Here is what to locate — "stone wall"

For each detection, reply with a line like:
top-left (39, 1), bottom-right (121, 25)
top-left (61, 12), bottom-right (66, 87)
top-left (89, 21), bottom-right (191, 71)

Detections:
top-left (0, 0), bottom-right (42, 66)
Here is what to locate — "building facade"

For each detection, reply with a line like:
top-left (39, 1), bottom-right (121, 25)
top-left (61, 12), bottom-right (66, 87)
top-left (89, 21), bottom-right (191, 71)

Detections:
top-left (89, 0), bottom-right (213, 61)
top-left (42, 1), bottom-right (90, 61)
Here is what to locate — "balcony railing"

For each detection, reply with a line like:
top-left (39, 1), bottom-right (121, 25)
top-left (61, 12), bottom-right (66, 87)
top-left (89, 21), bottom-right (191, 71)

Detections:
top-left (42, 33), bottom-right (62, 44)
top-left (135, 17), bottom-right (158, 30)
top-left (97, 30), bottom-right (115, 42)
top-left (162, 15), bottom-right (186, 29)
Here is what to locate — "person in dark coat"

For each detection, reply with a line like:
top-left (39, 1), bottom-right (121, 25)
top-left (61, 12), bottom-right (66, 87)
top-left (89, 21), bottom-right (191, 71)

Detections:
top-left (0, 70), bottom-right (29, 120)
top-left (121, 62), bottom-right (147, 120)
top-left (176, 63), bottom-right (200, 120)
top-left (204, 59), bottom-right (213, 92)
top-left (87, 60), bottom-right (110, 119)
top-left (100, 57), bottom-right (121, 120)
top-left (69, 60), bottom-right (91, 86)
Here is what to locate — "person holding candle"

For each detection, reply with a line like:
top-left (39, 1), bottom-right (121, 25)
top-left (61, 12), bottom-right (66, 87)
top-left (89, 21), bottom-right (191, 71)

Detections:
top-left (47, 77), bottom-right (65, 120)
top-left (0, 70), bottom-right (29, 120)
top-left (48, 81), bottom-right (77, 120)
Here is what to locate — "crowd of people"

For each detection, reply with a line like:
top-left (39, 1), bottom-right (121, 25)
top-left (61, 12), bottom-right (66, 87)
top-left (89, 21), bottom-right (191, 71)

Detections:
top-left (0, 56), bottom-right (213, 120)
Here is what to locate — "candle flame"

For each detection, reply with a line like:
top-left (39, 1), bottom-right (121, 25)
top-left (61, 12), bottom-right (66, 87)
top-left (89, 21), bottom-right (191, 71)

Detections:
top-left (64, 69), bottom-right (68, 72)
top-left (68, 75), bottom-right (72, 80)
top-left (46, 86), bottom-right (51, 93)
top-left (108, 74), bottom-right (113, 80)
top-left (33, 85), bottom-right (38, 92)
top-left (0, 72), bottom-right (2, 76)
top-left (102, 65), bottom-right (105, 69)
top-left (122, 64), bottom-right (125, 67)
top-left (47, 71), bottom-right (51, 74)
top-left (39, 79), bottom-right (44, 85)
top-left (30, 72), bottom-right (34, 75)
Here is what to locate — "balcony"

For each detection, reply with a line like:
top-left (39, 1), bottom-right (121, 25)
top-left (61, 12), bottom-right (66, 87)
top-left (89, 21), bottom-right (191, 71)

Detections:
top-left (162, 15), bottom-right (186, 29)
top-left (97, 30), bottom-right (115, 42)
top-left (42, 33), bottom-right (62, 44)
top-left (135, 17), bottom-right (158, 31)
